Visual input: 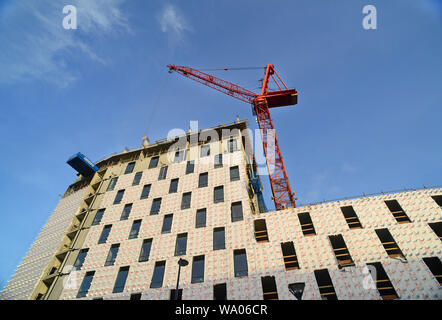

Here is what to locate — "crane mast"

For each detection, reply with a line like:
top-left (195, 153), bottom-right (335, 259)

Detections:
top-left (168, 64), bottom-right (298, 210)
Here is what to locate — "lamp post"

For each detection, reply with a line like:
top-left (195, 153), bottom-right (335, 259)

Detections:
top-left (175, 258), bottom-right (188, 300)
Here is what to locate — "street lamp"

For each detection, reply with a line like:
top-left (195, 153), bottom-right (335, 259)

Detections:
top-left (175, 258), bottom-right (188, 300)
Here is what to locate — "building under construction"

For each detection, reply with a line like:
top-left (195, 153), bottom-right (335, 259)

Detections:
top-left (0, 118), bottom-right (441, 300)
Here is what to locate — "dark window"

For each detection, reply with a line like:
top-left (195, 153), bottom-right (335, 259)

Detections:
top-left (185, 160), bottom-right (195, 174)
top-left (158, 166), bottom-right (168, 180)
top-left (431, 195), bottom-right (442, 208)
top-left (104, 244), bottom-right (120, 266)
top-left (125, 162), bottom-right (135, 174)
top-left (191, 255), bottom-right (205, 283)
top-left (73, 248), bottom-right (89, 270)
top-left (213, 227), bottom-right (225, 250)
top-left (113, 189), bottom-right (125, 205)
top-left (385, 200), bottom-right (411, 223)
top-left (174, 150), bottom-right (185, 163)
top-left (214, 154), bottom-right (223, 168)
top-left (149, 156), bottom-right (159, 169)
top-left (314, 269), bottom-right (337, 300)
top-left (169, 178), bottom-right (179, 193)
top-left (161, 214), bottom-right (173, 234)
top-left (77, 271), bottom-right (95, 298)
top-left (228, 139), bottom-right (237, 152)
top-left (195, 209), bottom-right (206, 228)
top-left (230, 166), bottom-right (240, 181)
top-left (132, 172), bottom-right (142, 186)
top-left (140, 184), bottom-right (151, 199)
top-left (199, 172), bottom-right (208, 188)
top-left (234, 249), bottom-right (248, 277)
top-left (120, 203), bottom-right (132, 220)
top-left (298, 212), bottom-right (316, 236)
top-left (129, 220), bottom-right (141, 239)
top-left (261, 276), bottom-right (278, 300)
top-left (107, 177), bottom-right (118, 191)
top-left (175, 233), bottom-right (188, 256)
top-left (213, 283), bottom-right (227, 300)
top-left (328, 234), bottom-right (354, 267)
top-left (92, 209), bottom-right (105, 226)
top-left (428, 222), bottom-right (442, 241)
top-left (281, 242), bottom-right (299, 270)
top-left (98, 225), bottom-right (112, 244)
top-left (113, 266), bottom-right (130, 293)
top-left (170, 289), bottom-right (183, 300)
top-left (181, 192), bottom-right (192, 210)
top-left (367, 262), bottom-right (398, 300)
top-left (340, 206), bottom-right (363, 229)
top-left (254, 219), bottom-right (269, 242)
top-left (422, 257), bottom-right (442, 285)
top-left (139, 238), bottom-right (153, 262)
top-left (201, 144), bottom-right (210, 157)
top-left (150, 198), bottom-right (162, 215)
top-left (231, 202), bottom-right (243, 222)
top-left (130, 293), bottom-right (142, 300)
top-left (375, 228), bottom-right (405, 259)
top-left (214, 186), bottom-right (224, 203)
top-left (150, 261), bottom-right (166, 288)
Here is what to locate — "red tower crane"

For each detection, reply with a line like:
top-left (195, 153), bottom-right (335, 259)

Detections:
top-left (168, 64), bottom-right (298, 210)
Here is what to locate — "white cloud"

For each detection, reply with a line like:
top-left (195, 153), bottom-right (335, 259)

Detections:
top-left (0, 0), bottom-right (129, 87)
top-left (157, 4), bottom-right (192, 46)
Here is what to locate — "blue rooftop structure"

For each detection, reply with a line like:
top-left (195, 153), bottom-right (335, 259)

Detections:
top-left (67, 152), bottom-right (99, 177)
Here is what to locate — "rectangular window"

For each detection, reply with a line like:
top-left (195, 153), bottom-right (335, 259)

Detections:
top-left (431, 195), bottom-right (442, 208)
top-left (261, 276), bottom-right (278, 300)
top-left (234, 249), bottom-right (248, 277)
top-left (213, 227), bottom-right (225, 250)
top-left (112, 266), bottom-right (130, 293)
top-left (139, 238), bottom-right (153, 262)
top-left (198, 172), bottom-right (208, 188)
top-left (124, 162), bottom-right (135, 174)
top-left (92, 209), bottom-right (105, 226)
top-left (129, 220), bottom-right (141, 239)
top-left (175, 233), bottom-right (188, 256)
top-left (428, 222), bottom-right (442, 241)
top-left (73, 248), bottom-right (89, 270)
top-left (191, 255), bottom-right (205, 283)
top-left (169, 178), bottom-right (179, 193)
top-left (328, 234), bottom-right (354, 267)
top-left (230, 166), bottom-right (240, 181)
top-left (113, 189), bottom-right (125, 205)
top-left (340, 206), bottom-right (363, 229)
top-left (140, 184), bottom-right (151, 199)
top-left (228, 139), bottom-right (237, 152)
top-left (77, 271), bottom-right (95, 298)
top-left (130, 293), bottom-right (142, 300)
top-left (385, 200), bottom-right (411, 223)
top-left (107, 177), bottom-right (118, 191)
top-left (254, 219), bottom-right (269, 242)
top-left (161, 214), bottom-right (173, 234)
top-left (375, 228), bottom-right (405, 259)
top-left (149, 156), bottom-right (159, 169)
top-left (158, 166), bottom-right (168, 180)
top-left (201, 144), bottom-right (210, 157)
top-left (185, 160), bottom-right (195, 174)
top-left (170, 289), bottom-right (183, 300)
top-left (231, 201), bottom-right (243, 222)
top-left (181, 192), bottom-right (192, 210)
top-left (98, 225), bottom-right (112, 244)
top-left (213, 283), bottom-right (227, 300)
top-left (367, 262), bottom-right (398, 300)
top-left (298, 212), bottom-right (316, 236)
top-left (281, 242), bottom-right (299, 270)
top-left (214, 186), bottom-right (224, 203)
top-left (174, 150), bottom-right (185, 163)
top-left (150, 198), bottom-right (162, 215)
top-left (132, 172), bottom-right (142, 186)
top-left (422, 257), bottom-right (442, 285)
top-left (120, 203), bottom-right (132, 220)
top-left (314, 269), bottom-right (337, 300)
top-left (195, 209), bottom-right (206, 228)
top-left (214, 154), bottom-right (223, 168)
top-left (104, 244), bottom-right (120, 266)
top-left (150, 261), bottom-right (166, 288)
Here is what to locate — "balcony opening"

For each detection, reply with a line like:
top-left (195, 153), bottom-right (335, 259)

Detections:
top-left (254, 219), bottom-right (269, 243)
top-left (385, 200), bottom-right (411, 223)
top-left (280, 241), bottom-right (299, 270)
top-left (314, 269), bottom-right (337, 300)
top-left (328, 234), bottom-right (355, 267)
top-left (367, 262), bottom-right (398, 300)
top-left (340, 206), bottom-right (363, 229)
top-left (298, 212), bottom-right (316, 236)
top-left (261, 276), bottom-right (278, 300)
top-left (375, 228), bottom-right (405, 259)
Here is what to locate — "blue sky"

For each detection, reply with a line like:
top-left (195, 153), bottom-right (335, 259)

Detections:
top-left (0, 0), bottom-right (441, 290)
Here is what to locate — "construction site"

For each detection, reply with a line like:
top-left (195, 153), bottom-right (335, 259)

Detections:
top-left (1, 63), bottom-right (441, 301)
